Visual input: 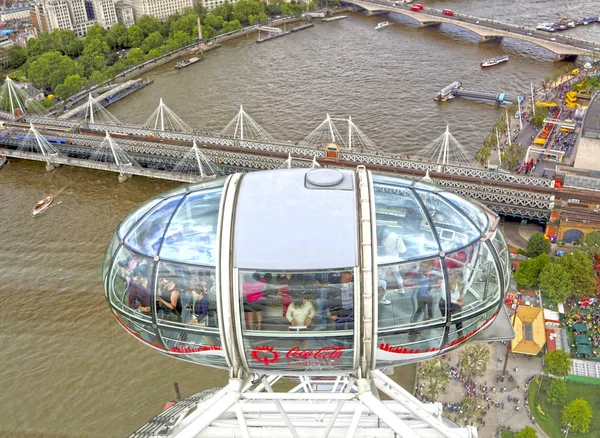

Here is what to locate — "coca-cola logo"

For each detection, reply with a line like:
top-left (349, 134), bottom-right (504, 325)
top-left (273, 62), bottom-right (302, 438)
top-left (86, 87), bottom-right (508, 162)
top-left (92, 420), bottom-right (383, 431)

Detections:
top-left (286, 346), bottom-right (345, 360)
top-left (251, 345), bottom-right (280, 366)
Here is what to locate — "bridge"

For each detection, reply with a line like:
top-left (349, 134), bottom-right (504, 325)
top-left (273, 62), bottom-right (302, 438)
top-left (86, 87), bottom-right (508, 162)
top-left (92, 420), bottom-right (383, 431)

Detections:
top-left (345, 0), bottom-right (597, 60)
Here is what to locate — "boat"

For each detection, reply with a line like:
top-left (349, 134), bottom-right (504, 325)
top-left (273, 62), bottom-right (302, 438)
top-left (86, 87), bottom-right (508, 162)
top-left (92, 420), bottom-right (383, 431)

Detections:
top-left (375, 21), bottom-right (390, 30)
top-left (481, 55), bottom-right (509, 68)
top-left (174, 55), bottom-right (202, 70)
top-left (32, 195), bottom-right (53, 216)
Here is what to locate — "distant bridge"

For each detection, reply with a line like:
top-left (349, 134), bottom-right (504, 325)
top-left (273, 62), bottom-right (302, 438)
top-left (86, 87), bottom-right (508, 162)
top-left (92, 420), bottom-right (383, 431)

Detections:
top-left (345, 0), bottom-right (597, 60)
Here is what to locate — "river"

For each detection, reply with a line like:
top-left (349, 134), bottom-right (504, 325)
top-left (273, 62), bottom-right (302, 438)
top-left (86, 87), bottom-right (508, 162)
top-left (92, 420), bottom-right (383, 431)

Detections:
top-left (1, 1), bottom-right (599, 436)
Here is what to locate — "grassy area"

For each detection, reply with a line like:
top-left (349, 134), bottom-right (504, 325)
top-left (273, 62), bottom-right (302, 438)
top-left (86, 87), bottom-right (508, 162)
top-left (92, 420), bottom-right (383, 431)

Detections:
top-left (501, 430), bottom-right (517, 438)
top-left (529, 378), bottom-right (599, 437)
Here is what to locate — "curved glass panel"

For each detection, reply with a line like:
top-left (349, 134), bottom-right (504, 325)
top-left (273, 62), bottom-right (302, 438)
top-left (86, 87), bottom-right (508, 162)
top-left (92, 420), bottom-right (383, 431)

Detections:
top-left (155, 261), bottom-right (217, 328)
top-left (159, 188), bottom-right (222, 265)
top-left (124, 195), bottom-right (184, 256)
top-left (378, 258), bottom-right (446, 328)
top-left (114, 310), bottom-right (162, 350)
top-left (108, 247), bottom-right (154, 315)
top-left (439, 191), bottom-right (489, 233)
top-left (459, 241), bottom-right (501, 319)
top-left (376, 324), bottom-right (444, 367)
top-left (239, 268), bottom-right (355, 373)
top-left (118, 197), bottom-right (163, 239)
top-left (492, 229), bottom-right (511, 292)
top-left (103, 232), bottom-right (120, 291)
top-left (374, 183), bottom-right (439, 262)
top-left (444, 307), bottom-right (498, 349)
top-left (415, 190), bottom-right (480, 253)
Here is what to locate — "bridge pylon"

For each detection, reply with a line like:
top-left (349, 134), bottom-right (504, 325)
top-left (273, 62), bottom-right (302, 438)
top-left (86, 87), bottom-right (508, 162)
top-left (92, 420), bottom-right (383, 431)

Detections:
top-left (67, 93), bottom-right (123, 126)
top-left (172, 140), bottom-right (218, 180)
top-left (300, 113), bottom-right (379, 153)
top-left (221, 104), bottom-right (275, 143)
top-left (89, 131), bottom-right (141, 182)
top-left (0, 77), bottom-right (48, 117)
top-left (17, 123), bottom-right (64, 170)
top-left (414, 125), bottom-right (479, 169)
top-left (145, 98), bottom-right (193, 133)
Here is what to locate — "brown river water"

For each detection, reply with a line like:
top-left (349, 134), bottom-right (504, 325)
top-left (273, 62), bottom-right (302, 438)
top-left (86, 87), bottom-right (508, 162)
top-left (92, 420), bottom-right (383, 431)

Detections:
top-left (1, 0), bottom-right (599, 435)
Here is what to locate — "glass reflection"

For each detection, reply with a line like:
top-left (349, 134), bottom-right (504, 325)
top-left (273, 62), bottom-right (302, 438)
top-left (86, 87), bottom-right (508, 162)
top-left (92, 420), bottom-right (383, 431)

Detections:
top-left (415, 190), bottom-right (479, 253)
top-left (440, 191), bottom-right (489, 233)
top-left (125, 195), bottom-right (184, 256)
top-left (118, 197), bottom-right (162, 239)
top-left (159, 188), bottom-right (222, 265)
top-left (374, 184), bottom-right (439, 262)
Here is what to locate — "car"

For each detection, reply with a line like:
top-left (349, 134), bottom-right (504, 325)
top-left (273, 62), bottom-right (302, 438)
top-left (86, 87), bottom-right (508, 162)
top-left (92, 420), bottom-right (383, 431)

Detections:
top-left (526, 32), bottom-right (532, 35)
top-left (550, 37), bottom-right (557, 41)
top-left (555, 250), bottom-right (566, 257)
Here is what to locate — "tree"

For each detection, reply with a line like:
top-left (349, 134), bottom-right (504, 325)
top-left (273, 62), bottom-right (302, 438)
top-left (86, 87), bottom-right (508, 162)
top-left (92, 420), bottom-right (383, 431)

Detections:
top-left (546, 378), bottom-right (568, 406)
top-left (168, 30), bottom-right (195, 48)
top-left (530, 106), bottom-right (549, 128)
top-left (501, 143), bottom-right (525, 171)
top-left (126, 48), bottom-right (146, 65)
top-left (515, 426), bottom-right (537, 438)
top-left (54, 74), bottom-right (87, 100)
top-left (544, 350), bottom-right (572, 378)
top-left (514, 253), bottom-right (551, 289)
top-left (137, 15), bottom-right (162, 36)
top-left (584, 231), bottom-right (600, 250)
top-left (527, 232), bottom-right (551, 258)
top-left (141, 31), bottom-right (164, 53)
top-left (26, 32), bottom-right (53, 57)
top-left (51, 29), bottom-right (82, 57)
top-left (558, 250), bottom-right (596, 298)
top-left (539, 263), bottom-right (572, 304)
top-left (170, 13), bottom-right (198, 36)
top-left (82, 38), bottom-right (110, 58)
top-left (106, 23), bottom-right (129, 49)
top-left (127, 25), bottom-right (145, 48)
top-left (562, 398), bottom-right (593, 433)
top-left (26, 51), bottom-right (83, 90)
top-left (418, 358), bottom-right (450, 401)
top-left (222, 19), bottom-right (243, 34)
top-left (475, 145), bottom-right (491, 166)
top-left (9, 46), bottom-right (27, 69)
top-left (458, 344), bottom-right (489, 377)
top-left (84, 24), bottom-right (106, 44)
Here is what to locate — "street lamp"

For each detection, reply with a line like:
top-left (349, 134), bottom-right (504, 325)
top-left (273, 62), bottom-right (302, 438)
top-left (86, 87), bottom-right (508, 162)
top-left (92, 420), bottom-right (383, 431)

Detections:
top-left (565, 423), bottom-right (572, 438)
top-left (539, 371), bottom-right (544, 390)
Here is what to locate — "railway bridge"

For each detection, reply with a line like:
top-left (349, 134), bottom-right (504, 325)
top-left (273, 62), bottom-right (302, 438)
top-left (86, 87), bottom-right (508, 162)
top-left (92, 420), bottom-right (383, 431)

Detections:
top-left (0, 112), bottom-right (573, 222)
top-left (345, 0), bottom-right (596, 60)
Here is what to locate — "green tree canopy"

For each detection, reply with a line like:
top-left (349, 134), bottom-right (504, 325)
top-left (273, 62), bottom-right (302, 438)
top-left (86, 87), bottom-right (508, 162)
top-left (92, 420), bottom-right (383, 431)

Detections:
top-left (558, 250), bottom-right (596, 298)
top-left (539, 263), bottom-right (572, 304)
top-left (127, 25), bottom-right (145, 48)
top-left (82, 38), bottom-right (110, 58)
top-left (515, 426), bottom-right (537, 438)
top-left (9, 46), bottom-right (27, 69)
top-left (562, 398), bottom-right (593, 433)
top-left (26, 31), bottom-right (52, 57)
top-left (501, 143), bottom-right (525, 171)
top-left (222, 19), bottom-right (243, 33)
top-left (171, 13), bottom-right (198, 36)
top-left (51, 29), bottom-right (83, 57)
top-left (203, 13), bottom-right (224, 31)
top-left (527, 232), bottom-right (551, 258)
top-left (84, 24), bottom-right (106, 44)
top-left (584, 231), bottom-right (600, 249)
top-left (137, 15), bottom-right (162, 36)
top-left (546, 378), bottom-right (568, 406)
top-left (544, 350), bottom-right (572, 378)
top-left (475, 145), bottom-right (491, 166)
top-left (141, 31), bottom-right (164, 53)
top-left (126, 48), bottom-right (146, 64)
top-left (514, 253), bottom-right (551, 289)
top-left (54, 73), bottom-right (88, 100)
top-left (106, 23), bottom-right (129, 49)
top-left (26, 51), bottom-right (83, 90)
top-left (530, 106), bottom-right (549, 128)
top-left (458, 344), bottom-right (489, 377)
top-left (418, 358), bottom-right (450, 401)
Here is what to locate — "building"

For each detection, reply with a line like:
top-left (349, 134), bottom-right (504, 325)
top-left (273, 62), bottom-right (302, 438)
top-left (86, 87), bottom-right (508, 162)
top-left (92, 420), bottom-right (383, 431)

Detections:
top-left (0, 33), bottom-right (14, 67)
top-left (0, 6), bottom-right (31, 22)
top-left (114, 1), bottom-right (134, 27)
top-left (130, 0), bottom-right (193, 21)
top-left (510, 305), bottom-right (546, 356)
top-left (91, 0), bottom-right (117, 28)
top-left (575, 92), bottom-right (600, 172)
top-left (30, 1), bottom-right (51, 33)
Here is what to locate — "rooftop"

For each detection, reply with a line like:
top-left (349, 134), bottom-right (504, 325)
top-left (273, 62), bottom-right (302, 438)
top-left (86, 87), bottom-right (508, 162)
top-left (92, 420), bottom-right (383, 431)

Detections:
top-left (511, 306), bottom-right (546, 355)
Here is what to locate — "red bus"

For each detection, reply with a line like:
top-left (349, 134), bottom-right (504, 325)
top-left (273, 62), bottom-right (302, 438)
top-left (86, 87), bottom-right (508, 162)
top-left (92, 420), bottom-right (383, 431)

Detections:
top-left (413, 3), bottom-right (424, 10)
top-left (411, 6), bottom-right (421, 12)
top-left (442, 9), bottom-right (454, 16)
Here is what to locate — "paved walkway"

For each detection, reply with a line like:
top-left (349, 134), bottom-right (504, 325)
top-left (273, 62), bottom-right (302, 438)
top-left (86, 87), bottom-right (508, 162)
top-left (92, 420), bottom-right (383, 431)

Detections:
top-left (500, 221), bottom-right (542, 250)
top-left (434, 342), bottom-right (546, 437)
